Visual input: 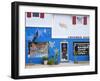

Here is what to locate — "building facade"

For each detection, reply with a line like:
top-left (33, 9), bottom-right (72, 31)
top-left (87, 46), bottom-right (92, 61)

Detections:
top-left (25, 12), bottom-right (90, 65)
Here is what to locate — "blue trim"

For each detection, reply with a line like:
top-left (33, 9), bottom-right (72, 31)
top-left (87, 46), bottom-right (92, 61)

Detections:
top-left (25, 27), bottom-right (89, 64)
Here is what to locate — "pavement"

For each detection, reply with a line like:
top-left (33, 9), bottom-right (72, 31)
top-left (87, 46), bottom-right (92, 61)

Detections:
top-left (25, 61), bottom-right (89, 68)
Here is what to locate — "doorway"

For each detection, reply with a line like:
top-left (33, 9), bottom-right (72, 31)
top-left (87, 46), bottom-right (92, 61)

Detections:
top-left (60, 42), bottom-right (68, 62)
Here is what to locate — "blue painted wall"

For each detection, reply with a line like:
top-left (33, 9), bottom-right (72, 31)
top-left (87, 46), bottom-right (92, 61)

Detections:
top-left (25, 27), bottom-right (89, 64)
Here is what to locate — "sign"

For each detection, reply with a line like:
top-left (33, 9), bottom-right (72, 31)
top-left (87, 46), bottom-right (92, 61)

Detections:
top-left (74, 42), bottom-right (89, 55)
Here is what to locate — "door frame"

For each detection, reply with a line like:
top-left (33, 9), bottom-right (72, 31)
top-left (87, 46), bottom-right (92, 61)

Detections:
top-left (60, 41), bottom-right (68, 62)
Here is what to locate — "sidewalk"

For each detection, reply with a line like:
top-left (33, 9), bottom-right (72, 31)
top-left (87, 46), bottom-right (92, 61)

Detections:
top-left (25, 61), bottom-right (89, 68)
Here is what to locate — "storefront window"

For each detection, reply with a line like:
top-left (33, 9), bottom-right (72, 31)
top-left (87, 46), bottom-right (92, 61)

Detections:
top-left (28, 42), bottom-right (48, 57)
top-left (74, 42), bottom-right (89, 55)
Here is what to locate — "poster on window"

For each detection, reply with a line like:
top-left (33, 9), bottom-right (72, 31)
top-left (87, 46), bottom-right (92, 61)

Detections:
top-left (74, 42), bottom-right (89, 55)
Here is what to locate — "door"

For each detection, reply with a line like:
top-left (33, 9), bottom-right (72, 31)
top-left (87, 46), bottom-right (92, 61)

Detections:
top-left (60, 42), bottom-right (68, 62)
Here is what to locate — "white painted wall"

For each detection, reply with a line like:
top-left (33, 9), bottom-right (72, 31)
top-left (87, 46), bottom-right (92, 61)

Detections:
top-left (26, 13), bottom-right (89, 38)
top-left (52, 14), bottom-right (89, 38)
top-left (26, 13), bottom-right (53, 27)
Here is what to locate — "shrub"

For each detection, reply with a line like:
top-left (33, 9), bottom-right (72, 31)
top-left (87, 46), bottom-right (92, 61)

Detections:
top-left (47, 58), bottom-right (54, 65)
top-left (42, 56), bottom-right (48, 60)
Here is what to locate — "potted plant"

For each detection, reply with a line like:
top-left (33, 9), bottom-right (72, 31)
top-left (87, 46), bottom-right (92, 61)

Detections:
top-left (42, 56), bottom-right (48, 65)
top-left (47, 58), bottom-right (54, 65)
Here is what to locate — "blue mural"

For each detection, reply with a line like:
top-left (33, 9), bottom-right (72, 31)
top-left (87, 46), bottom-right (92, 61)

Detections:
top-left (25, 27), bottom-right (90, 65)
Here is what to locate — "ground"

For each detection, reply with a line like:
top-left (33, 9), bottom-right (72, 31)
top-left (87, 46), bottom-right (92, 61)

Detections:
top-left (25, 61), bottom-right (89, 68)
